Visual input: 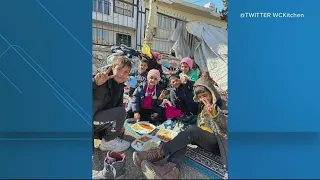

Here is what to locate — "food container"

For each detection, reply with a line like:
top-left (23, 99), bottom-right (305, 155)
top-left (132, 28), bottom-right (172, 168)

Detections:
top-left (130, 121), bottom-right (156, 134)
top-left (131, 134), bottom-right (161, 151)
top-left (155, 129), bottom-right (178, 142)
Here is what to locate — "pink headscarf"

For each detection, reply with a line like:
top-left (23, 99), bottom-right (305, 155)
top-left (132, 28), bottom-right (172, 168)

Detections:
top-left (180, 57), bottom-right (193, 69)
top-left (147, 69), bottom-right (161, 82)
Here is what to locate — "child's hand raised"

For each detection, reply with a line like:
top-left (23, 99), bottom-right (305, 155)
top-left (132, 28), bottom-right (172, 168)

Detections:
top-left (201, 98), bottom-right (216, 117)
top-left (169, 67), bottom-right (175, 75)
top-left (94, 67), bottom-right (115, 86)
top-left (158, 90), bottom-right (166, 100)
top-left (202, 99), bottom-right (212, 112)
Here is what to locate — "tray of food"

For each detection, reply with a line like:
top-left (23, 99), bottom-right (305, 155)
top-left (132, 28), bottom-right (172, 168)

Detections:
top-left (131, 134), bottom-right (161, 151)
top-left (130, 121), bottom-right (156, 134)
top-left (155, 129), bottom-right (178, 142)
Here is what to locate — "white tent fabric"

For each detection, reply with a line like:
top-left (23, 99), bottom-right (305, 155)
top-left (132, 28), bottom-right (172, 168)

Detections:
top-left (169, 21), bottom-right (228, 91)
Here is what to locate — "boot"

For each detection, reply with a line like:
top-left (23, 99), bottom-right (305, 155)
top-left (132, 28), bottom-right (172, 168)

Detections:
top-left (133, 145), bottom-right (165, 166)
top-left (93, 151), bottom-right (126, 179)
top-left (141, 160), bottom-right (180, 179)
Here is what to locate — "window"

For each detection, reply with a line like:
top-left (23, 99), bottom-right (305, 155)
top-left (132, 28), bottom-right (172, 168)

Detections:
top-left (98, 0), bottom-right (103, 13)
top-left (157, 15), bottom-right (162, 27)
top-left (104, 0), bottom-right (110, 15)
top-left (92, 28), bottom-right (97, 42)
top-left (155, 14), bottom-right (183, 39)
top-left (93, 0), bottom-right (97, 11)
top-left (114, 0), bottom-right (133, 17)
top-left (96, 29), bottom-right (102, 43)
top-left (102, 30), bottom-right (108, 43)
top-left (116, 33), bottom-right (131, 47)
top-left (157, 14), bottom-right (175, 30)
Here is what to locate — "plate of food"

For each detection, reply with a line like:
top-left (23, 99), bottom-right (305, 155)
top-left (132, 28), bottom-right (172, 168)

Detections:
top-left (131, 134), bottom-right (161, 151)
top-left (156, 129), bottom-right (178, 142)
top-left (130, 121), bottom-right (156, 134)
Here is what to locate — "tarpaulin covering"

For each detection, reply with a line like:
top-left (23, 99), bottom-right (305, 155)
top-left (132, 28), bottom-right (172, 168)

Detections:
top-left (169, 21), bottom-right (228, 91)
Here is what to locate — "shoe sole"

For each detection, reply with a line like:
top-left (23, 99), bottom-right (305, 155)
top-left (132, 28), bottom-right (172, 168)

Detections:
top-left (141, 160), bottom-right (161, 179)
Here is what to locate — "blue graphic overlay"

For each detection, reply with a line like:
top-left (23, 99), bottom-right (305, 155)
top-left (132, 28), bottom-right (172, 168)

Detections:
top-left (229, 0), bottom-right (320, 132)
top-left (229, 0), bottom-right (320, 178)
top-left (0, 0), bottom-right (92, 178)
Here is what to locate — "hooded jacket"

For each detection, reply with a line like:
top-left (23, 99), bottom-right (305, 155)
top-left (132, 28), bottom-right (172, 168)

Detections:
top-left (193, 77), bottom-right (228, 170)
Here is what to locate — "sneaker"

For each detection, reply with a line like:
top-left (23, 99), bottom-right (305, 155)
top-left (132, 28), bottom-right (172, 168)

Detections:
top-left (133, 145), bottom-right (165, 166)
top-left (92, 151), bottom-right (126, 179)
top-left (141, 160), bottom-right (179, 179)
top-left (99, 137), bottom-right (130, 152)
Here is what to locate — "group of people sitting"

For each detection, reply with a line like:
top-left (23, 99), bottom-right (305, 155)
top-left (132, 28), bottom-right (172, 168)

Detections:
top-left (92, 54), bottom-right (228, 179)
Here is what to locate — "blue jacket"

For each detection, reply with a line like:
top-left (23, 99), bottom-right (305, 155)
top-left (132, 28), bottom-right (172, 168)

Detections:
top-left (130, 82), bottom-right (164, 115)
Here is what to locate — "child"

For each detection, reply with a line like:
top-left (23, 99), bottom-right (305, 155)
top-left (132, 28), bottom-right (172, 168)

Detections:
top-left (92, 56), bottom-right (132, 152)
top-left (126, 69), bottom-right (166, 124)
top-left (132, 77), bottom-right (228, 179)
top-left (169, 75), bottom-right (199, 117)
top-left (179, 57), bottom-right (200, 82)
top-left (128, 58), bottom-right (149, 97)
top-left (201, 72), bottom-right (229, 102)
top-left (136, 58), bottom-right (149, 84)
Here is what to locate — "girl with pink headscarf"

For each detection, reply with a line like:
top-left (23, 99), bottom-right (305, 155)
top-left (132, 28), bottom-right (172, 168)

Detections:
top-left (179, 57), bottom-right (200, 82)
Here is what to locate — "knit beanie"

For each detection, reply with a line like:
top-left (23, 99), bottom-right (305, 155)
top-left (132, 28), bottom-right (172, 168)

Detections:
top-left (147, 69), bottom-right (161, 82)
top-left (181, 57), bottom-right (193, 69)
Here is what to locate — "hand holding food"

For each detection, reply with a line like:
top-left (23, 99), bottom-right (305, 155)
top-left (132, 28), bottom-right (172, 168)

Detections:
top-left (180, 75), bottom-right (189, 84)
top-left (134, 112), bottom-right (141, 121)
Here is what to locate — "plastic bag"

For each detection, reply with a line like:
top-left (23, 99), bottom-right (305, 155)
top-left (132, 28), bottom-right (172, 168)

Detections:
top-left (142, 44), bottom-right (152, 58)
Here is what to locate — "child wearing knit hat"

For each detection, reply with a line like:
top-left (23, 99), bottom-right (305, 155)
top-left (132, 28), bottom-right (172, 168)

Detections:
top-left (179, 57), bottom-right (200, 82)
top-left (126, 69), bottom-right (167, 124)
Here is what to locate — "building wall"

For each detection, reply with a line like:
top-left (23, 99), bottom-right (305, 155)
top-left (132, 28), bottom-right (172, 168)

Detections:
top-left (139, 1), bottom-right (227, 53)
top-left (92, 0), bottom-right (138, 48)
top-left (93, 21), bottom-right (136, 48)
top-left (150, 2), bottom-right (227, 29)
top-left (92, 7), bottom-right (137, 29)
top-left (92, 0), bottom-right (227, 53)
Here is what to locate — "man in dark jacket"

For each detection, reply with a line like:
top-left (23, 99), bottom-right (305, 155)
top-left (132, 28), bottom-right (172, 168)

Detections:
top-left (93, 56), bottom-right (132, 152)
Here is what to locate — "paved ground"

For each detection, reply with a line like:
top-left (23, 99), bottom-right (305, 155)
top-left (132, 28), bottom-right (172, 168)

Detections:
top-left (93, 135), bottom-right (210, 179)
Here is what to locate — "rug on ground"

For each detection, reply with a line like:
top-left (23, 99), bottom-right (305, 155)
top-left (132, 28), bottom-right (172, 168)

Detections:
top-left (124, 121), bottom-right (226, 179)
top-left (184, 146), bottom-right (226, 179)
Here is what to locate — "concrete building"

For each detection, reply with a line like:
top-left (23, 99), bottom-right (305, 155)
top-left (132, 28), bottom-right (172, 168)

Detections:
top-left (92, 0), bottom-right (227, 54)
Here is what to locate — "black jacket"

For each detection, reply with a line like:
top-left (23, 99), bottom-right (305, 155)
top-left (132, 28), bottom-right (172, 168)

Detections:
top-left (169, 80), bottom-right (199, 116)
top-left (92, 70), bottom-right (124, 117)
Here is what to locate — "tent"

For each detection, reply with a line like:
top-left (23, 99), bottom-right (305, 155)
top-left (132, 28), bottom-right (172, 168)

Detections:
top-left (169, 21), bottom-right (228, 91)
